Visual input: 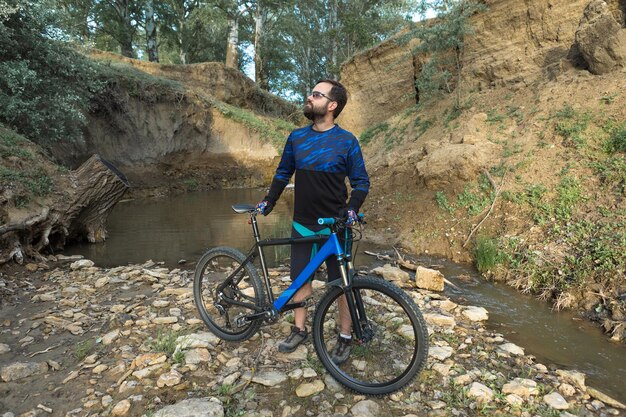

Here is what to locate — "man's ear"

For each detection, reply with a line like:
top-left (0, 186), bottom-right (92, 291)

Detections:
top-left (327, 101), bottom-right (338, 113)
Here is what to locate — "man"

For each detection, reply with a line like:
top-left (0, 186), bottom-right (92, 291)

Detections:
top-left (256, 79), bottom-right (369, 364)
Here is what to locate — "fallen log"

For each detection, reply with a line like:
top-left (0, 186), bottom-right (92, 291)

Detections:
top-left (0, 155), bottom-right (130, 264)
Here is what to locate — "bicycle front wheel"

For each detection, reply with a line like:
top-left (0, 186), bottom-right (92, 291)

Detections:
top-left (312, 276), bottom-right (429, 395)
top-left (193, 247), bottom-right (265, 342)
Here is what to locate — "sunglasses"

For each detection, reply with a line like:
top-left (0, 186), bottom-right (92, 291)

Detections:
top-left (310, 91), bottom-right (334, 101)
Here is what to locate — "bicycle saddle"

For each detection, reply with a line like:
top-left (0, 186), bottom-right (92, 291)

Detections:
top-left (232, 204), bottom-right (256, 213)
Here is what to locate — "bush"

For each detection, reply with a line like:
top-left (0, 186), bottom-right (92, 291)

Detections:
top-left (474, 236), bottom-right (501, 273)
top-left (0, 2), bottom-right (104, 145)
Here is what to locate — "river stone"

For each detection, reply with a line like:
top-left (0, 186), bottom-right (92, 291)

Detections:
top-left (423, 313), bottom-right (456, 328)
top-left (429, 346), bottom-right (453, 361)
top-left (94, 277), bottom-right (110, 288)
top-left (559, 383), bottom-right (577, 397)
top-left (154, 398), bottom-right (224, 417)
top-left (414, 266), bottom-right (445, 291)
top-left (587, 387), bottom-right (626, 410)
top-left (157, 369), bottom-right (182, 387)
top-left (176, 332), bottom-right (220, 350)
top-left (111, 399), bottom-right (132, 416)
top-left (153, 316), bottom-right (178, 324)
top-left (502, 378), bottom-right (538, 398)
top-left (350, 399), bottom-right (380, 417)
top-left (324, 374), bottom-right (343, 392)
top-left (505, 394), bottom-right (524, 406)
top-left (372, 264), bottom-right (410, 283)
top-left (497, 342), bottom-right (524, 356)
top-left (133, 353), bottom-right (167, 368)
top-left (132, 363), bottom-right (164, 379)
top-left (251, 370), bottom-right (288, 387)
top-left (462, 306), bottom-right (489, 322)
top-left (1, 362), bottom-right (48, 382)
top-left (223, 372), bottom-right (241, 386)
top-left (185, 348), bottom-right (210, 365)
top-left (0, 343), bottom-right (10, 354)
top-left (432, 363), bottom-right (452, 376)
top-left (295, 379), bottom-right (325, 397)
top-left (556, 369), bottom-right (586, 391)
top-left (70, 259), bottom-right (94, 270)
top-left (102, 329), bottom-right (120, 345)
top-left (153, 299), bottom-right (170, 308)
top-left (92, 364), bottom-right (108, 374)
top-left (454, 373), bottom-right (473, 386)
top-left (467, 382), bottom-right (494, 403)
top-left (288, 368), bottom-right (303, 379)
top-left (302, 367), bottom-right (317, 378)
top-left (276, 344), bottom-right (308, 362)
top-left (544, 392), bottom-right (569, 410)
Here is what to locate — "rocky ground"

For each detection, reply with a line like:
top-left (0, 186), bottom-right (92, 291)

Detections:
top-left (0, 258), bottom-right (624, 417)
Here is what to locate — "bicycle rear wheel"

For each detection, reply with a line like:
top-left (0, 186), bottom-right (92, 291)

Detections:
top-left (193, 247), bottom-right (265, 341)
top-left (312, 275), bottom-right (428, 395)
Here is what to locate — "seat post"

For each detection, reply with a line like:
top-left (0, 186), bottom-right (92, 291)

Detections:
top-left (250, 213), bottom-right (274, 301)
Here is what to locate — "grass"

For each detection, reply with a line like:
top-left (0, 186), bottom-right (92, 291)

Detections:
top-left (359, 122), bottom-right (389, 146)
top-left (474, 236), bottom-right (502, 273)
top-left (74, 339), bottom-right (95, 361)
top-left (435, 174), bottom-right (495, 216)
top-left (149, 330), bottom-right (180, 356)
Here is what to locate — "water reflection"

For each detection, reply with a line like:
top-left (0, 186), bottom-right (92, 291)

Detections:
top-left (65, 189), bottom-right (295, 267)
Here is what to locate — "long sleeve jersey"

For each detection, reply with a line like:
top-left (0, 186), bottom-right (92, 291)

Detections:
top-left (265, 124), bottom-right (370, 225)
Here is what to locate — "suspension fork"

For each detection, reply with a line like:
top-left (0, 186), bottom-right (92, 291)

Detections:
top-left (338, 257), bottom-right (367, 340)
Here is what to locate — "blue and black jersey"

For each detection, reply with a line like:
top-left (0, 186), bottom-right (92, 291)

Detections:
top-left (266, 124), bottom-right (369, 225)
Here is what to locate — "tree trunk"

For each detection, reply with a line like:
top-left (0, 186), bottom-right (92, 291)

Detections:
top-left (225, 17), bottom-right (239, 69)
top-left (254, 3), bottom-right (268, 89)
top-left (146, 0), bottom-right (159, 62)
top-left (0, 155), bottom-right (130, 264)
top-left (330, 0), bottom-right (338, 79)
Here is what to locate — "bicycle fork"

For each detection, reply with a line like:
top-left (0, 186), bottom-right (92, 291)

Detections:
top-left (338, 259), bottom-right (371, 343)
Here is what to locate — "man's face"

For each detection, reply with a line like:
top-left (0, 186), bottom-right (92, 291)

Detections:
top-left (303, 82), bottom-right (334, 121)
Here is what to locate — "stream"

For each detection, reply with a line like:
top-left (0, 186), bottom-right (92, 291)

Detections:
top-left (65, 188), bottom-right (626, 402)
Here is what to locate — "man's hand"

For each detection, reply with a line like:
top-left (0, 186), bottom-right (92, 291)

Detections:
top-left (255, 200), bottom-right (274, 216)
top-left (345, 209), bottom-right (358, 226)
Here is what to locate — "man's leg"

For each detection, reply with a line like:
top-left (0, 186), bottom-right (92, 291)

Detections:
top-left (293, 282), bottom-right (312, 330)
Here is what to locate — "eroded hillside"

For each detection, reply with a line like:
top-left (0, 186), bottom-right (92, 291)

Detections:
top-left (341, 0), bottom-right (626, 340)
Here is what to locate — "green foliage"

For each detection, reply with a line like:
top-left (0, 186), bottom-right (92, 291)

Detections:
top-left (607, 124), bottom-right (626, 153)
top-left (149, 330), bottom-right (179, 356)
top-left (211, 99), bottom-right (295, 151)
top-left (474, 236), bottom-right (502, 272)
top-left (0, 2), bottom-right (105, 144)
top-left (435, 191), bottom-right (454, 213)
top-left (553, 105), bottom-right (591, 148)
top-left (406, 0), bottom-right (487, 109)
top-left (74, 338), bottom-right (95, 361)
top-left (359, 122), bottom-right (389, 145)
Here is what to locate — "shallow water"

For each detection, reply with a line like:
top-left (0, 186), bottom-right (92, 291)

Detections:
top-left (65, 189), bottom-right (626, 402)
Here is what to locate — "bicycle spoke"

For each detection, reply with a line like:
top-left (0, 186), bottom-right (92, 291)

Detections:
top-left (194, 247), bottom-right (265, 341)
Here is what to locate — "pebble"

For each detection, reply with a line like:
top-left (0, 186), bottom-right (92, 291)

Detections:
top-left (295, 379), bottom-right (325, 397)
top-left (544, 392), bottom-right (570, 410)
top-left (111, 399), bottom-right (131, 416)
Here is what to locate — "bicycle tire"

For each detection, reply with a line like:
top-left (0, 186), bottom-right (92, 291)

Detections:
top-left (193, 247), bottom-right (265, 342)
top-left (312, 275), bottom-right (428, 395)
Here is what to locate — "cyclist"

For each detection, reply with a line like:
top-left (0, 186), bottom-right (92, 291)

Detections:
top-left (256, 79), bottom-right (369, 364)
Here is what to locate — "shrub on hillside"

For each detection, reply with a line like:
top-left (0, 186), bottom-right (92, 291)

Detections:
top-left (0, 2), bottom-right (104, 145)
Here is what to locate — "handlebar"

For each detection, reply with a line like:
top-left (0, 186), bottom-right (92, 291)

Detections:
top-left (317, 213), bottom-right (365, 226)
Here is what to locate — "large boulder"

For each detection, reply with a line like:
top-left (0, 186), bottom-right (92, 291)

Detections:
top-left (575, 0), bottom-right (626, 74)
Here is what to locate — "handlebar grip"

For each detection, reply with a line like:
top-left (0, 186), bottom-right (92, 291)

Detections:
top-left (318, 218), bottom-right (335, 225)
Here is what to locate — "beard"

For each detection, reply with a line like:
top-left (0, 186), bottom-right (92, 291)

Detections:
top-left (303, 102), bottom-right (327, 121)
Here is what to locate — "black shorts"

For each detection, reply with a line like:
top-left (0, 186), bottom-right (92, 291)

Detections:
top-left (290, 223), bottom-right (351, 283)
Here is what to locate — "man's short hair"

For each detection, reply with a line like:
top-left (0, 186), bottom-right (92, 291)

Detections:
top-left (317, 79), bottom-right (348, 118)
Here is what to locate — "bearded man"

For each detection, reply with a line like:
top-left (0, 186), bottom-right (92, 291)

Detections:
top-left (256, 79), bottom-right (370, 364)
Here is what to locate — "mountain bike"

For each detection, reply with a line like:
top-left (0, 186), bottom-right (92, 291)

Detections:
top-left (193, 204), bottom-right (429, 395)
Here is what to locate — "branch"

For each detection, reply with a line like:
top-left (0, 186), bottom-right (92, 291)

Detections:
top-left (0, 208), bottom-right (49, 235)
top-left (463, 169), bottom-right (506, 248)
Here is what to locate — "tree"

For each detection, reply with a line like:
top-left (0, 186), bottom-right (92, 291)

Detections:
top-left (144, 0), bottom-right (158, 61)
top-left (92, 0), bottom-right (143, 58)
top-left (0, 0), bottom-right (103, 145)
top-left (408, 0), bottom-right (486, 109)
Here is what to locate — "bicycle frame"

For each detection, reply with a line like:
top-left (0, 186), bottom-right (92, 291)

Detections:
top-left (217, 212), bottom-right (367, 339)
